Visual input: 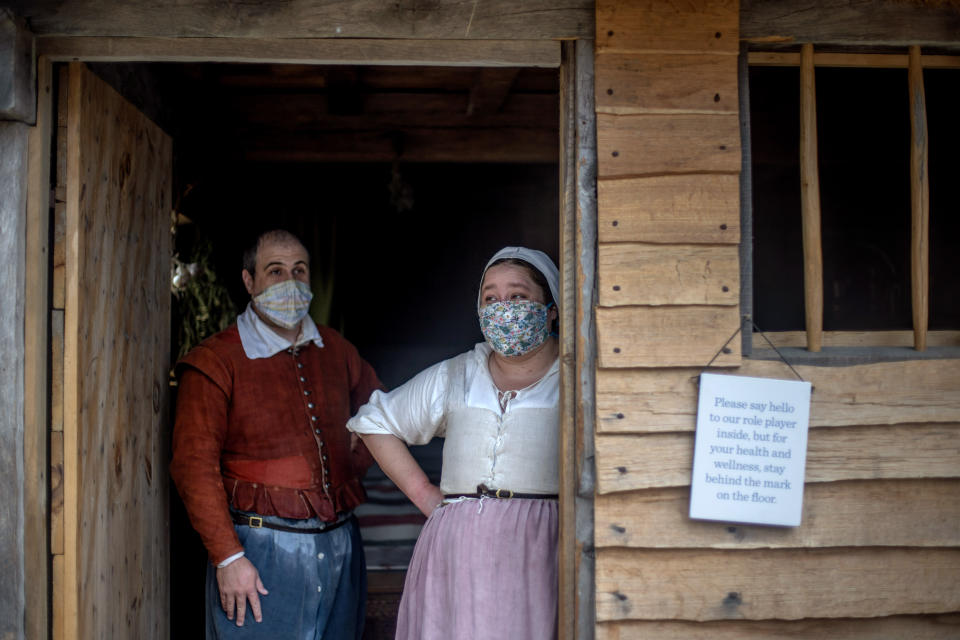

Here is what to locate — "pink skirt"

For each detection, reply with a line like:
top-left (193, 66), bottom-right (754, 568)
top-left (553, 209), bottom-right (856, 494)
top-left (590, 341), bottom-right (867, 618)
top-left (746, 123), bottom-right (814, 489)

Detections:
top-left (395, 497), bottom-right (559, 640)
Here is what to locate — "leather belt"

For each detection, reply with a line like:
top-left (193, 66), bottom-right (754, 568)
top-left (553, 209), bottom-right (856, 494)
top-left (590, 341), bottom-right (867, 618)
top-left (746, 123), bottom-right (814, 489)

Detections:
top-left (231, 512), bottom-right (352, 534)
top-left (444, 483), bottom-right (559, 501)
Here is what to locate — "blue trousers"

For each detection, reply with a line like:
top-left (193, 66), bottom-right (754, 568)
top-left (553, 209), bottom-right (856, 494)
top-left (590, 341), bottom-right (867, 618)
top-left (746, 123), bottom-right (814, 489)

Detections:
top-left (206, 514), bottom-right (366, 640)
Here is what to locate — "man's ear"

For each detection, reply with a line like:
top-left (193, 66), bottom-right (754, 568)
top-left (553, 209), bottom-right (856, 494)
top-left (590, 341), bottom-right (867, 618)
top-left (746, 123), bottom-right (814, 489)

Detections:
top-left (242, 269), bottom-right (255, 296)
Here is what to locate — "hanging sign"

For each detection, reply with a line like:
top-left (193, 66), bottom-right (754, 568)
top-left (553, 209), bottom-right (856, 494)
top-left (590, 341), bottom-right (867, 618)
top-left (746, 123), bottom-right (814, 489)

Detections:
top-left (689, 373), bottom-right (812, 527)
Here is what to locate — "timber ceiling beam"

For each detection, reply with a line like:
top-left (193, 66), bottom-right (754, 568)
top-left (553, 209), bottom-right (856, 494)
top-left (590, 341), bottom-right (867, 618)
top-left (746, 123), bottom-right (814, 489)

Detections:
top-left (741, 0), bottom-right (960, 48)
top-left (36, 36), bottom-right (562, 68)
top-left (466, 68), bottom-right (520, 116)
top-left (13, 0), bottom-right (593, 40)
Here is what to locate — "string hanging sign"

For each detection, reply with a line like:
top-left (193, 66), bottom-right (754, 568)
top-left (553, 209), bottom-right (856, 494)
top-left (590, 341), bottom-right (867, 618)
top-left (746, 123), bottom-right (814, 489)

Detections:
top-left (689, 373), bottom-right (812, 527)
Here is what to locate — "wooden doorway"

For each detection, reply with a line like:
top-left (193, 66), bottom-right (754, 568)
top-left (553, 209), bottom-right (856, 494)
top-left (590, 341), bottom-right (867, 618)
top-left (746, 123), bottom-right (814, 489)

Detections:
top-left (28, 37), bottom-right (594, 639)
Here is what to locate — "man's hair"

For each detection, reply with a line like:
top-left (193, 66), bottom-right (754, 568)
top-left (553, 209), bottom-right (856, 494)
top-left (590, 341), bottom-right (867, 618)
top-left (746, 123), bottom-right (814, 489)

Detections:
top-left (241, 229), bottom-right (309, 275)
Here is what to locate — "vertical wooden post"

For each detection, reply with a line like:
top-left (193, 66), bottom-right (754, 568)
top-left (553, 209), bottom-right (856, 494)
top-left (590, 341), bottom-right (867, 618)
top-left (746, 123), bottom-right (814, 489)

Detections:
top-left (558, 40), bottom-right (577, 640)
top-left (799, 43), bottom-right (823, 352)
top-left (908, 45), bottom-right (929, 351)
top-left (24, 55), bottom-right (54, 640)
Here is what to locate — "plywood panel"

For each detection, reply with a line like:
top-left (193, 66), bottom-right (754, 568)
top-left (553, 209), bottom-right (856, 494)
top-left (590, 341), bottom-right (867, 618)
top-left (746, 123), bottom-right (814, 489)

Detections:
top-left (596, 614), bottom-right (960, 640)
top-left (595, 423), bottom-right (960, 493)
top-left (63, 62), bottom-right (171, 640)
top-left (595, 479), bottom-right (960, 549)
top-left (597, 113), bottom-right (740, 177)
top-left (596, 547), bottom-right (960, 621)
top-left (596, 53), bottom-right (738, 114)
top-left (596, 359), bottom-right (960, 434)
top-left (596, 0), bottom-right (739, 54)
top-left (597, 174), bottom-right (740, 245)
top-left (596, 306), bottom-right (741, 368)
top-left (598, 244), bottom-right (739, 307)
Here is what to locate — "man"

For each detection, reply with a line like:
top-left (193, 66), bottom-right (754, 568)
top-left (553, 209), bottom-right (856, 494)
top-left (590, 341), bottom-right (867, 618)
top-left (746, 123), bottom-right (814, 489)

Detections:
top-left (171, 229), bottom-right (381, 638)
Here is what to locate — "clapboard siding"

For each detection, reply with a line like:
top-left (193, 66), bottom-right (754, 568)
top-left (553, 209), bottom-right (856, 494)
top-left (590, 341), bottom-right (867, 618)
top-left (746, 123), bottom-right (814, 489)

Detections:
top-left (595, 615), bottom-right (960, 640)
top-left (596, 548), bottom-right (960, 622)
top-left (596, 306), bottom-right (741, 368)
top-left (597, 113), bottom-right (741, 177)
top-left (598, 244), bottom-right (739, 307)
top-left (597, 174), bottom-right (740, 245)
top-left (593, 0), bottom-right (960, 636)
top-left (596, 53), bottom-right (738, 114)
top-left (596, 423), bottom-right (960, 494)
top-left (596, 0), bottom-right (739, 54)
top-left (595, 479), bottom-right (960, 549)
top-left (596, 359), bottom-right (960, 434)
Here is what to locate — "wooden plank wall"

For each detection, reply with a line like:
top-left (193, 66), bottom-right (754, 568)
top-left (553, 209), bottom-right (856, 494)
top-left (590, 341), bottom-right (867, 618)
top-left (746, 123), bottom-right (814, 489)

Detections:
top-left (593, 1), bottom-right (960, 638)
top-left (61, 62), bottom-right (172, 640)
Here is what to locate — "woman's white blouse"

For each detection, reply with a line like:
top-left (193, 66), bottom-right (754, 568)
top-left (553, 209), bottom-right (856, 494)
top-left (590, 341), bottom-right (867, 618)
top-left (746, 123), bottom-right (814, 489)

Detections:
top-left (347, 342), bottom-right (559, 495)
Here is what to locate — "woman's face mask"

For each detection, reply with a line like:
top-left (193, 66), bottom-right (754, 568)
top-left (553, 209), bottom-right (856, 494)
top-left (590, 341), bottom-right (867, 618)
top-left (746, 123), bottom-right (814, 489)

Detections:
top-left (479, 299), bottom-right (552, 357)
top-left (253, 279), bottom-right (313, 329)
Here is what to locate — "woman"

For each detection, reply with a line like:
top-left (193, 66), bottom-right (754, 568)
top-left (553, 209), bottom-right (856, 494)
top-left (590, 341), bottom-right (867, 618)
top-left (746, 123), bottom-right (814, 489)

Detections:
top-left (347, 246), bottom-right (560, 640)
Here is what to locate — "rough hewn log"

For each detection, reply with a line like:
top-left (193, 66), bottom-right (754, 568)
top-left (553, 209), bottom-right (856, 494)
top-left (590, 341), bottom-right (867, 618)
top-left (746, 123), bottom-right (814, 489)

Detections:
top-left (15, 0), bottom-right (594, 40)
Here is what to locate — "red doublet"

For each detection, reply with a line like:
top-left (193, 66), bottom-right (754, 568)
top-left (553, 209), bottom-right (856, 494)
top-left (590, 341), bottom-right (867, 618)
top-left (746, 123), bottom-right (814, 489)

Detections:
top-left (170, 324), bottom-right (381, 564)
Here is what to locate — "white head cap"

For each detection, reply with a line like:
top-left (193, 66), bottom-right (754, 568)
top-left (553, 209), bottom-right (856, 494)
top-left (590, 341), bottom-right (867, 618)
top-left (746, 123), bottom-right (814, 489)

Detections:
top-left (477, 246), bottom-right (560, 313)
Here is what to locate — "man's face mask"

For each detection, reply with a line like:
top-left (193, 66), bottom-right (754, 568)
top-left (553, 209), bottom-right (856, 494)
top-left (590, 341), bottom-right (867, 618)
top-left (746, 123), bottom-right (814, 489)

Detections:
top-left (253, 279), bottom-right (313, 329)
top-left (479, 299), bottom-right (552, 357)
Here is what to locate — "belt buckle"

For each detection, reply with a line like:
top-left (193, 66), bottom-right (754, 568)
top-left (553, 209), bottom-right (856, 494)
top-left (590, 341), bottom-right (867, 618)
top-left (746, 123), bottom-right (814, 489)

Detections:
top-left (495, 488), bottom-right (513, 499)
top-left (248, 516), bottom-right (263, 529)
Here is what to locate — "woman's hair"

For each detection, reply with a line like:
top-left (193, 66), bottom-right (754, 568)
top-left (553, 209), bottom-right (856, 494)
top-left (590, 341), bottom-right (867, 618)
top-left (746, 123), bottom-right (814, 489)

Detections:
top-left (485, 258), bottom-right (556, 308)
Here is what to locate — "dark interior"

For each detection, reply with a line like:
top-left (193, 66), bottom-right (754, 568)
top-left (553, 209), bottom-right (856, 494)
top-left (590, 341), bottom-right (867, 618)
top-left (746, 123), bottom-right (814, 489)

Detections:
top-left (749, 64), bottom-right (959, 332)
top-left (84, 61), bottom-right (560, 638)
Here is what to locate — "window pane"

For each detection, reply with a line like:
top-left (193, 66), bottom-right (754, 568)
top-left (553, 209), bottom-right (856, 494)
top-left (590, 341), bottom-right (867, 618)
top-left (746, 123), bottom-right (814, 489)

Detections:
top-left (926, 68), bottom-right (960, 330)
top-left (750, 66), bottom-right (804, 331)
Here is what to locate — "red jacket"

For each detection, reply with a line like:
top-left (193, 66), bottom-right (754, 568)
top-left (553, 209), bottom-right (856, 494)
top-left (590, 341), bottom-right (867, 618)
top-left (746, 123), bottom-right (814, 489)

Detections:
top-left (170, 324), bottom-right (381, 564)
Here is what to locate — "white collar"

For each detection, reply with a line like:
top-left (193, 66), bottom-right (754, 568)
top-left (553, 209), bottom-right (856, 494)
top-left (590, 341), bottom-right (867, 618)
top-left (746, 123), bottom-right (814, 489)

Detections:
top-left (236, 302), bottom-right (324, 359)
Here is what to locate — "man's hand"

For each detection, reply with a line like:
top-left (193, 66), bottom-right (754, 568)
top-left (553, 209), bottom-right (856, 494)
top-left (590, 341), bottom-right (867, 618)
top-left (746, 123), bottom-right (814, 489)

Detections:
top-left (216, 556), bottom-right (269, 626)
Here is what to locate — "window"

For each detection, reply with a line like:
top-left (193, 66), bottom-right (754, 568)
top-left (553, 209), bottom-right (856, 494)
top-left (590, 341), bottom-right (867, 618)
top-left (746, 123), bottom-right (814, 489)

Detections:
top-left (746, 48), bottom-right (960, 352)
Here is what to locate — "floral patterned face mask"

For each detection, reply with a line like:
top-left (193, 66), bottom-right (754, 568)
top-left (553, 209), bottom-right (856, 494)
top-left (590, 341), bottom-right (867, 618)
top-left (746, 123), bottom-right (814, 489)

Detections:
top-left (253, 279), bottom-right (313, 329)
top-left (479, 299), bottom-right (552, 357)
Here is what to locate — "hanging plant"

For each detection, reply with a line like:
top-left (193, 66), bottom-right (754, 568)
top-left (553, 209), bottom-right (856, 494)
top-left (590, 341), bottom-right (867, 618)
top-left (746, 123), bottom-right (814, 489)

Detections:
top-left (172, 235), bottom-right (237, 359)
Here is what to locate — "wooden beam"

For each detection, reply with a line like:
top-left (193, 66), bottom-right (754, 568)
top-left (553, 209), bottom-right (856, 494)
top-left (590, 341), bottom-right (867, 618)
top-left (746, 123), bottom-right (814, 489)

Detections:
top-left (799, 43), bottom-right (823, 352)
top-left (596, 358), bottom-right (960, 435)
top-left (596, 547), bottom-right (960, 621)
top-left (596, 0), bottom-right (739, 55)
top-left (596, 306), bottom-right (741, 368)
top-left (909, 45), bottom-right (930, 352)
top-left (751, 330), bottom-right (960, 348)
top-left (597, 615), bottom-right (960, 640)
top-left (237, 127), bottom-right (558, 163)
top-left (595, 479), bottom-right (960, 549)
top-left (597, 174), bottom-right (740, 245)
top-left (37, 36), bottom-right (562, 67)
top-left (598, 244), bottom-right (739, 307)
top-left (24, 54), bottom-right (53, 640)
top-left (22, 1), bottom-right (593, 40)
top-left (595, 53), bottom-right (739, 115)
top-left (0, 11), bottom-right (35, 122)
top-left (558, 41), bottom-right (577, 640)
top-left (749, 52), bottom-right (960, 69)
top-left (741, 0), bottom-right (960, 47)
top-left (595, 423), bottom-right (960, 493)
top-left (466, 68), bottom-right (520, 115)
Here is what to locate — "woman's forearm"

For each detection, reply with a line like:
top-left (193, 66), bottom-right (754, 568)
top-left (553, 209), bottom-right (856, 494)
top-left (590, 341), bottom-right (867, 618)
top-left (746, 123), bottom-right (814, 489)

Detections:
top-left (358, 433), bottom-right (444, 517)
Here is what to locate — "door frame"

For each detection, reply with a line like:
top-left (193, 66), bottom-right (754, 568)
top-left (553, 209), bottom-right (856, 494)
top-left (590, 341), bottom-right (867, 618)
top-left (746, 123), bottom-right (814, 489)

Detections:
top-left (25, 35), bottom-right (599, 640)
